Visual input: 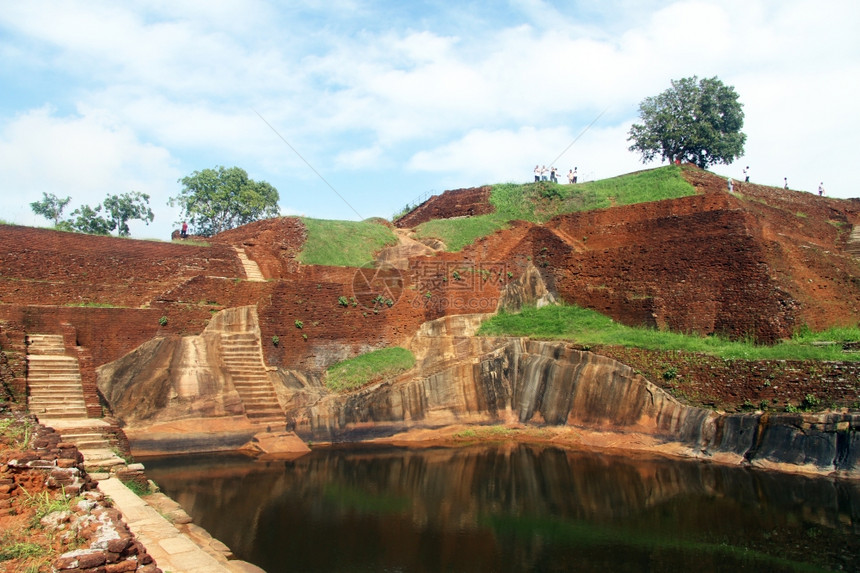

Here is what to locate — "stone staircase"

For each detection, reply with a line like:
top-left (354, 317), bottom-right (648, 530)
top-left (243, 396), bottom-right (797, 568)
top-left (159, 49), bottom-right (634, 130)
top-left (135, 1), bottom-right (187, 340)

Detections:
top-left (847, 225), bottom-right (860, 258)
top-left (234, 247), bottom-right (266, 282)
top-left (220, 332), bottom-right (284, 424)
top-left (26, 334), bottom-right (88, 419)
top-left (27, 334), bottom-right (126, 471)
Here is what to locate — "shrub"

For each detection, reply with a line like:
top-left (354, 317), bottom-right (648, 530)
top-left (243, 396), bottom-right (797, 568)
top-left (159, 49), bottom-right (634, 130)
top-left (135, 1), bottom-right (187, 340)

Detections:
top-left (158, 316), bottom-right (168, 326)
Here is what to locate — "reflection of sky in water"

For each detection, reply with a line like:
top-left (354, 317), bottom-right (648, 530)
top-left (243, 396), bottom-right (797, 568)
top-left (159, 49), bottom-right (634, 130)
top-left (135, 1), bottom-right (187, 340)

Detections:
top-left (142, 444), bottom-right (860, 572)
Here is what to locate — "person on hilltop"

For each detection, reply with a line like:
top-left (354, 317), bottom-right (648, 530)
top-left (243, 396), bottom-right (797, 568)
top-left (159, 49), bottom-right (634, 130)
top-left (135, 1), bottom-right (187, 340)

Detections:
top-left (550, 166), bottom-right (558, 183)
top-left (743, 165), bottom-right (750, 182)
top-left (567, 169), bottom-right (575, 184)
top-left (180, 221), bottom-right (188, 239)
top-left (727, 178), bottom-right (734, 193)
top-left (784, 177), bottom-right (789, 190)
top-left (818, 182), bottom-right (825, 196)
top-left (534, 165), bottom-right (541, 182)
top-left (541, 165), bottom-right (548, 181)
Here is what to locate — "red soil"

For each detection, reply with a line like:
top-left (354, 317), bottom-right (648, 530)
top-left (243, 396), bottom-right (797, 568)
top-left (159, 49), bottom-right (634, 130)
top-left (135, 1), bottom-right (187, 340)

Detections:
top-left (1, 164), bottom-right (859, 411)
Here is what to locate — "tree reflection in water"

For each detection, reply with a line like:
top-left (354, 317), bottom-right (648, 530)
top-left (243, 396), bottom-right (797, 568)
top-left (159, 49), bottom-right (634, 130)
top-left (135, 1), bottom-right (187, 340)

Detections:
top-left (143, 444), bottom-right (860, 572)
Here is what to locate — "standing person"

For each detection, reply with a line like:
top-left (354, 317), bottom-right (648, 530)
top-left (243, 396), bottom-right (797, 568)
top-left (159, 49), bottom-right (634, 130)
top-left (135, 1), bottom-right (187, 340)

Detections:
top-left (784, 177), bottom-right (789, 190)
top-left (818, 182), bottom-right (825, 196)
top-left (534, 165), bottom-right (541, 182)
top-left (550, 166), bottom-right (557, 183)
top-left (572, 167), bottom-right (578, 183)
top-left (743, 166), bottom-right (749, 182)
top-left (567, 169), bottom-right (575, 184)
top-left (180, 221), bottom-right (188, 239)
top-left (541, 165), bottom-right (548, 181)
top-left (727, 178), bottom-right (734, 193)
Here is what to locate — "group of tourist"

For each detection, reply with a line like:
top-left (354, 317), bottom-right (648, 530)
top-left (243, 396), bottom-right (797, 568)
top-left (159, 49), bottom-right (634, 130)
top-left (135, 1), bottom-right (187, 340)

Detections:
top-left (727, 166), bottom-right (826, 197)
top-left (534, 165), bottom-right (578, 184)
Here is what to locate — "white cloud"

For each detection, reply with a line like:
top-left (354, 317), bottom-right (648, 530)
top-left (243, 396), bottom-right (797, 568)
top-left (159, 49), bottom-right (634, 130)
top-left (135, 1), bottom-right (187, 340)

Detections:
top-left (0, 106), bottom-right (182, 238)
top-left (1, 0), bottom-right (858, 240)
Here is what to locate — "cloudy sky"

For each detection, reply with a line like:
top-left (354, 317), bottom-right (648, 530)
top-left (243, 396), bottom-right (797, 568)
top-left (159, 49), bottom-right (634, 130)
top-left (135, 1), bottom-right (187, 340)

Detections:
top-left (1, 0), bottom-right (858, 239)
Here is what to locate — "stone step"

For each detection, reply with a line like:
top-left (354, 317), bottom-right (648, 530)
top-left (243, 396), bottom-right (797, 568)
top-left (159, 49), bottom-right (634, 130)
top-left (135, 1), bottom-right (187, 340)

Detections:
top-left (26, 359), bottom-right (79, 368)
top-left (27, 377), bottom-right (83, 385)
top-left (231, 375), bottom-right (271, 382)
top-left (29, 398), bottom-right (86, 407)
top-left (246, 410), bottom-right (284, 420)
top-left (233, 389), bottom-right (277, 397)
top-left (29, 408), bottom-right (89, 419)
top-left (28, 381), bottom-right (84, 389)
top-left (232, 382), bottom-right (274, 389)
top-left (29, 396), bottom-right (86, 405)
top-left (72, 438), bottom-right (112, 449)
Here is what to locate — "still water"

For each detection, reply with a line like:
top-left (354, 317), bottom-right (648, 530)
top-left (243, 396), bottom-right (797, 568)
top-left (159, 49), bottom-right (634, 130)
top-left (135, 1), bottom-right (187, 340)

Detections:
top-left (141, 444), bottom-right (860, 572)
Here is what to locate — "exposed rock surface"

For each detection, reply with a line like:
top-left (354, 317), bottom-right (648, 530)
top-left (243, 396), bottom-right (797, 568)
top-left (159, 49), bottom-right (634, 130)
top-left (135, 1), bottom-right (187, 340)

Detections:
top-left (2, 165), bottom-right (860, 478)
top-left (293, 319), bottom-right (859, 476)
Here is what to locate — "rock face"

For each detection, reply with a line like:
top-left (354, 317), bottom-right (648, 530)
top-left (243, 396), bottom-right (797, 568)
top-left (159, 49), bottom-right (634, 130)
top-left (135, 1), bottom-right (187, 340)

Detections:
top-left (97, 307), bottom-right (309, 456)
top-left (293, 321), bottom-right (860, 475)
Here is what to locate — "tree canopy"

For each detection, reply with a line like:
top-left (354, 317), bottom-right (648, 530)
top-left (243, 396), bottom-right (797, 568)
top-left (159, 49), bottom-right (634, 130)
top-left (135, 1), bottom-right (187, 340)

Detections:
top-left (30, 192), bottom-right (71, 226)
top-left (102, 191), bottom-right (154, 236)
top-left (31, 191), bottom-right (154, 236)
top-left (627, 76), bottom-right (746, 169)
top-left (168, 166), bottom-right (280, 237)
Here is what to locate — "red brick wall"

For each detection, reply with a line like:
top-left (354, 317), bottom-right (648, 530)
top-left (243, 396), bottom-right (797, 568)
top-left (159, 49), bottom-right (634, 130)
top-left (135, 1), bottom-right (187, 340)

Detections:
top-left (395, 186), bottom-right (495, 228)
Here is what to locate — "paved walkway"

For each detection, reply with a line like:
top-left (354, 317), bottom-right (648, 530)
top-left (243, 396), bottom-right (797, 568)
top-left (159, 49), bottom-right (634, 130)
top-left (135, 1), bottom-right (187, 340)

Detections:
top-left (98, 478), bottom-right (255, 573)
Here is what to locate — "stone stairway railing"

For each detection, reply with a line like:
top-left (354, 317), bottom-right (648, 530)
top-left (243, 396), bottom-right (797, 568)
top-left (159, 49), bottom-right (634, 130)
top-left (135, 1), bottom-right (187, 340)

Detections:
top-left (234, 247), bottom-right (266, 281)
top-left (26, 334), bottom-right (88, 419)
top-left (847, 225), bottom-right (860, 258)
top-left (220, 332), bottom-right (284, 423)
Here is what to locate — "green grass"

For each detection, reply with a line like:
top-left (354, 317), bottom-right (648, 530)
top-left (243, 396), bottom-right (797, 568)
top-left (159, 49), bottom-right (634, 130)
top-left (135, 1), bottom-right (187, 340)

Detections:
top-left (0, 541), bottom-right (47, 562)
top-left (299, 217), bottom-right (398, 266)
top-left (413, 165), bottom-right (695, 251)
top-left (325, 347), bottom-right (416, 392)
top-left (477, 303), bottom-right (860, 361)
top-left (0, 416), bottom-right (34, 449)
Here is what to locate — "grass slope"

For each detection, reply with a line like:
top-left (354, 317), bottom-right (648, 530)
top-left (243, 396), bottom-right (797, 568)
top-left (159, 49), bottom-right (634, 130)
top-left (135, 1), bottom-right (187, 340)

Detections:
top-left (413, 165), bottom-right (695, 252)
top-left (325, 347), bottom-right (416, 391)
top-left (298, 218), bottom-right (398, 266)
top-left (478, 304), bottom-right (860, 361)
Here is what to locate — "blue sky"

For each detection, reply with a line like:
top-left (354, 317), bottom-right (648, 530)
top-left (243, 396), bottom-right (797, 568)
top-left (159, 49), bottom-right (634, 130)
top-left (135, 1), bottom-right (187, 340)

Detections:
top-left (1, 0), bottom-right (858, 239)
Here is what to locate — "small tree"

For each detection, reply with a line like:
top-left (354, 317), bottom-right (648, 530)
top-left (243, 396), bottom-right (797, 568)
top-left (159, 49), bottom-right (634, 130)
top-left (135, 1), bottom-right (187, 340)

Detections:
top-left (168, 166), bottom-right (280, 237)
top-left (54, 192), bottom-right (154, 236)
top-left (628, 76), bottom-right (746, 169)
top-left (103, 191), bottom-right (154, 236)
top-left (30, 192), bottom-right (71, 226)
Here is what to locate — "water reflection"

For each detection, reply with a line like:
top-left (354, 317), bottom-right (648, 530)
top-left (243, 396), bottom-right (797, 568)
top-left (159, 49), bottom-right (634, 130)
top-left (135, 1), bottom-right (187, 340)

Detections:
top-left (142, 444), bottom-right (860, 572)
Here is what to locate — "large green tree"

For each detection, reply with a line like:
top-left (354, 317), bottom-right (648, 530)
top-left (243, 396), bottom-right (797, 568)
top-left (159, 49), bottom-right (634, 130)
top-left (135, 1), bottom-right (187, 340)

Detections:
top-left (103, 191), bottom-right (154, 236)
top-left (30, 192), bottom-right (71, 226)
top-left (628, 76), bottom-right (746, 169)
top-left (168, 166), bottom-right (280, 236)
